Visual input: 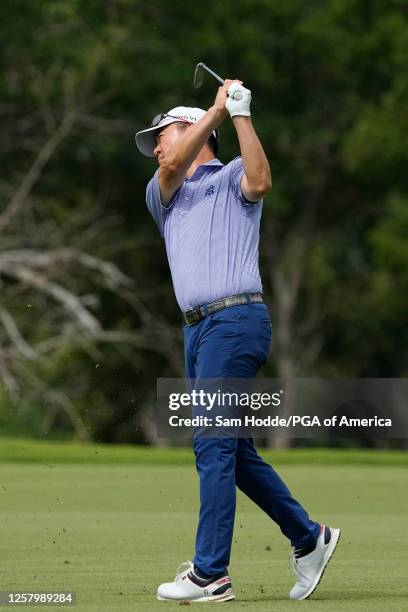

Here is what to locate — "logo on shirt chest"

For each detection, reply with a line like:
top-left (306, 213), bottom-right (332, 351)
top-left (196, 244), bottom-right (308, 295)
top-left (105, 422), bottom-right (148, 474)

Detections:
top-left (205, 185), bottom-right (215, 197)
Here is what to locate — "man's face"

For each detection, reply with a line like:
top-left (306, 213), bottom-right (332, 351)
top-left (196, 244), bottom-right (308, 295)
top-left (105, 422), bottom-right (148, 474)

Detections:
top-left (153, 122), bottom-right (189, 163)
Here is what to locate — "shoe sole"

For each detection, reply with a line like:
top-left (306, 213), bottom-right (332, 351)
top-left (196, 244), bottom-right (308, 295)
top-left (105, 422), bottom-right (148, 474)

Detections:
top-left (297, 528), bottom-right (341, 600)
top-left (157, 589), bottom-right (235, 603)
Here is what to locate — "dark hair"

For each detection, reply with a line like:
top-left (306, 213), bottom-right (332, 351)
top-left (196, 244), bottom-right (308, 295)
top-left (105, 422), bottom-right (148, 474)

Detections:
top-left (207, 130), bottom-right (219, 157)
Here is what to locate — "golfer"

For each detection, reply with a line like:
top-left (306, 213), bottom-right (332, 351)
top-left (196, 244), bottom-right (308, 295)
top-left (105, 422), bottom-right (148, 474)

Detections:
top-left (135, 79), bottom-right (340, 603)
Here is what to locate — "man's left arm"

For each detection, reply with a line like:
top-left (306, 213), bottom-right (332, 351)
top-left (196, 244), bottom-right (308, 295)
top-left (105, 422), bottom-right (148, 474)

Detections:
top-left (226, 83), bottom-right (272, 202)
top-left (233, 117), bottom-right (272, 202)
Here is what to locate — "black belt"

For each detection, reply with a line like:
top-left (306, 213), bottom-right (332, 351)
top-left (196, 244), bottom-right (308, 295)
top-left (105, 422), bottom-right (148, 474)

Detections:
top-left (183, 292), bottom-right (263, 326)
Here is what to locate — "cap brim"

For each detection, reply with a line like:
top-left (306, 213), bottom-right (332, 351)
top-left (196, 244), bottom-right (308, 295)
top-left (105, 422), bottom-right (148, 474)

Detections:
top-left (135, 117), bottom-right (178, 157)
top-left (135, 114), bottom-right (218, 157)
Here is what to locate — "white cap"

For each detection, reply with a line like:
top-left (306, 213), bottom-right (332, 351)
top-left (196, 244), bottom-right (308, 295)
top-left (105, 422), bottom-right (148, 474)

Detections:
top-left (135, 106), bottom-right (217, 157)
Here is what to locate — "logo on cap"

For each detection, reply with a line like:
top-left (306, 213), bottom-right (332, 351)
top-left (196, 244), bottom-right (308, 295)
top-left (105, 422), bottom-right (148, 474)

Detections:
top-left (174, 114), bottom-right (196, 123)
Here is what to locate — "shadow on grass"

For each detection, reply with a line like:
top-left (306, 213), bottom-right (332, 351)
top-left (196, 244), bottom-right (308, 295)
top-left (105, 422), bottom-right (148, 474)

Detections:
top-left (239, 589), bottom-right (408, 603)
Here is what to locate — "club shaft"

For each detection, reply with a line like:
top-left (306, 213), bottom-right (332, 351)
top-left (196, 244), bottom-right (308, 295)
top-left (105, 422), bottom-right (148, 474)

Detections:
top-left (201, 63), bottom-right (224, 85)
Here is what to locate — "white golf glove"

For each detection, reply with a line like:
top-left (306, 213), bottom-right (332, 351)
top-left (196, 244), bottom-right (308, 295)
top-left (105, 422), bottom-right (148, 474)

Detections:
top-left (225, 82), bottom-right (251, 117)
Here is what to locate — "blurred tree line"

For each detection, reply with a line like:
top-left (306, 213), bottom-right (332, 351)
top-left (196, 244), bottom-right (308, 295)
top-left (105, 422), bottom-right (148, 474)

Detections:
top-left (0, 0), bottom-right (406, 446)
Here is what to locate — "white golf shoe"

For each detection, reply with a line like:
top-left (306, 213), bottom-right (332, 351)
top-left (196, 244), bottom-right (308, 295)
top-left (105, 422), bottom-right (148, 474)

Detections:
top-left (289, 525), bottom-right (341, 600)
top-left (157, 560), bottom-right (235, 602)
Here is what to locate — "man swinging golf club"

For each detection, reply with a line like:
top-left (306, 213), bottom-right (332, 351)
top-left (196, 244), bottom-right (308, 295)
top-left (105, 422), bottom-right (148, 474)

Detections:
top-left (135, 74), bottom-right (340, 603)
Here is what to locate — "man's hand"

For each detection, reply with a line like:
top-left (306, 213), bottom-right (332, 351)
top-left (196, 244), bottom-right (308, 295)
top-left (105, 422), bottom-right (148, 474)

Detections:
top-left (226, 83), bottom-right (251, 117)
top-left (209, 79), bottom-right (243, 121)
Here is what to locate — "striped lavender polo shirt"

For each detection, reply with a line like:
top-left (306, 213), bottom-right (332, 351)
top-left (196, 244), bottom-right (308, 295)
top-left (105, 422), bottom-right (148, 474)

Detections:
top-left (146, 156), bottom-right (263, 312)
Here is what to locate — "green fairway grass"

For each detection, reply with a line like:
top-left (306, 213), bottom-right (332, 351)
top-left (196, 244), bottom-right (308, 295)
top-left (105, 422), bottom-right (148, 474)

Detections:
top-left (1, 437), bottom-right (407, 466)
top-left (1, 442), bottom-right (407, 611)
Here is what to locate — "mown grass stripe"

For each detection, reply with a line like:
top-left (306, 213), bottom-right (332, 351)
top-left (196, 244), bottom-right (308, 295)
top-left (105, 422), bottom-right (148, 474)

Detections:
top-left (0, 438), bottom-right (406, 465)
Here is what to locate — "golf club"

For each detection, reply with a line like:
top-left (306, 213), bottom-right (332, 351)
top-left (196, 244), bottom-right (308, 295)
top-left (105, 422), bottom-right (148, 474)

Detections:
top-left (194, 62), bottom-right (243, 100)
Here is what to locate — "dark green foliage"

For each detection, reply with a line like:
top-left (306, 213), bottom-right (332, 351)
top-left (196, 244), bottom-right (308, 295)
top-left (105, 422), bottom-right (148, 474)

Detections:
top-left (0, 0), bottom-right (406, 442)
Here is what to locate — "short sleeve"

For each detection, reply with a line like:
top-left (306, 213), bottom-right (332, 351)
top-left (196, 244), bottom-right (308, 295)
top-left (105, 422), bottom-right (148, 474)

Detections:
top-left (227, 156), bottom-right (262, 206)
top-left (146, 170), bottom-right (178, 237)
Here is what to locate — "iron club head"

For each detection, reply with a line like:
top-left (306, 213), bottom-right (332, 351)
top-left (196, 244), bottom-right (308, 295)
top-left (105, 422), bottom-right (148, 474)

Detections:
top-left (193, 62), bottom-right (206, 89)
top-left (193, 62), bottom-right (243, 100)
top-left (193, 62), bottom-right (225, 89)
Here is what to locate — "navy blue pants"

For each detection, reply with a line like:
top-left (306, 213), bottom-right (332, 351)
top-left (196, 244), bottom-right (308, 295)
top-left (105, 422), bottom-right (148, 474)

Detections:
top-left (183, 303), bottom-right (320, 576)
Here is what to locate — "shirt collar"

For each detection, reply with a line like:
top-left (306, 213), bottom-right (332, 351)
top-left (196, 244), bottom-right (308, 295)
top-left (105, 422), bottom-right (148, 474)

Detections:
top-left (200, 158), bottom-right (223, 167)
top-left (186, 158), bottom-right (223, 181)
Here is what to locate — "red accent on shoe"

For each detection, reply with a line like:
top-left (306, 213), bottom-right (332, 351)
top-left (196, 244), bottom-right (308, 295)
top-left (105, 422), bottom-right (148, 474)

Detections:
top-left (215, 576), bottom-right (231, 586)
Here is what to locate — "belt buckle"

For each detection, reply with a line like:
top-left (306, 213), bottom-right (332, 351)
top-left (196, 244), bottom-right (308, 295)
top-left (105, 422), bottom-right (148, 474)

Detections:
top-left (185, 307), bottom-right (205, 326)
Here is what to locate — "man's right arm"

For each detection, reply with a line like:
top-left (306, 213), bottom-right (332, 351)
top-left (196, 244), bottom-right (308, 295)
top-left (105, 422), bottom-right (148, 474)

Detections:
top-left (158, 107), bottom-right (223, 206)
top-left (158, 81), bottom-right (238, 205)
